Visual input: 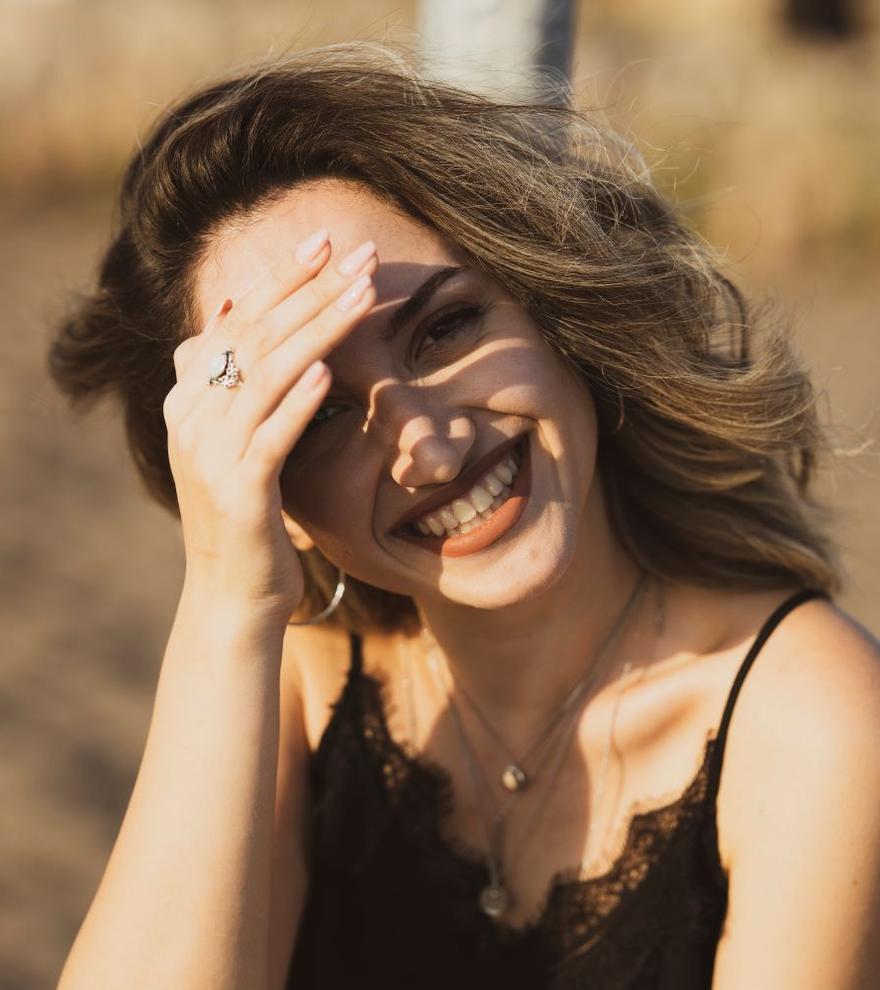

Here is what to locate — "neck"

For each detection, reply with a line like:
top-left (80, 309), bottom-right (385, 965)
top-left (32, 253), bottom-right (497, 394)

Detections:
top-left (411, 485), bottom-right (657, 746)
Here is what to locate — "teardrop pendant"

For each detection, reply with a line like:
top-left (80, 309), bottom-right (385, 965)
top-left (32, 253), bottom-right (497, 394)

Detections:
top-left (501, 763), bottom-right (528, 792)
top-left (479, 882), bottom-right (510, 918)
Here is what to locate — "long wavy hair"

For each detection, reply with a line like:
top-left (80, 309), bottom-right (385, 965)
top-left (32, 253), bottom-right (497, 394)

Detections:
top-left (47, 42), bottom-right (843, 633)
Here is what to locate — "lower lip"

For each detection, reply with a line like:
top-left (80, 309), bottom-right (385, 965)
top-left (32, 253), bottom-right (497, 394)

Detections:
top-left (395, 437), bottom-right (531, 558)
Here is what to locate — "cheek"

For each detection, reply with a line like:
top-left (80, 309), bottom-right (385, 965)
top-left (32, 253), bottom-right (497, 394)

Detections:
top-left (469, 337), bottom-right (561, 405)
top-left (560, 371), bottom-right (599, 458)
top-left (484, 340), bottom-right (595, 422)
top-left (563, 369), bottom-right (598, 425)
top-left (282, 481), bottom-right (336, 531)
top-left (280, 461), bottom-right (371, 538)
top-left (526, 350), bottom-right (599, 469)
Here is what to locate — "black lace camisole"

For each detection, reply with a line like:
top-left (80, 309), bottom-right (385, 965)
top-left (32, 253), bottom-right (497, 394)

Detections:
top-left (287, 587), bottom-right (829, 989)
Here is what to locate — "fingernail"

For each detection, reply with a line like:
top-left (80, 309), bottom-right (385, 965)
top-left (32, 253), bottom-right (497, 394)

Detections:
top-left (300, 360), bottom-right (327, 389)
top-left (295, 228), bottom-right (330, 264)
top-left (214, 298), bottom-right (233, 319)
top-left (337, 240), bottom-right (376, 276)
top-left (335, 274), bottom-right (372, 311)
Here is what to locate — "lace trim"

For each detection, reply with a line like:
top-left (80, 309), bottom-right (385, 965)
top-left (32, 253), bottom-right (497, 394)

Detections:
top-left (353, 662), bottom-right (722, 939)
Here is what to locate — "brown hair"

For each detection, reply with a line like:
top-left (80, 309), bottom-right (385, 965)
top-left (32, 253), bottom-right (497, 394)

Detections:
top-left (47, 42), bottom-right (843, 633)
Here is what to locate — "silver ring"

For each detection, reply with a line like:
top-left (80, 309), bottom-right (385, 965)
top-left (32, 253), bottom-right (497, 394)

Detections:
top-left (208, 348), bottom-right (243, 388)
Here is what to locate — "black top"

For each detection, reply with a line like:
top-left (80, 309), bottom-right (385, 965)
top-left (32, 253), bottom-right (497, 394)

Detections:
top-left (287, 587), bottom-right (829, 989)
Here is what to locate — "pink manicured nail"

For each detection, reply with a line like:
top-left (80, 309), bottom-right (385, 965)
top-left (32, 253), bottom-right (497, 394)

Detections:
top-left (337, 240), bottom-right (376, 276)
top-left (300, 360), bottom-right (327, 389)
top-left (295, 228), bottom-right (330, 264)
top-left (214, 298), bottom-right (233, 319)
top-left (335, 274), bottom-right (372, 311)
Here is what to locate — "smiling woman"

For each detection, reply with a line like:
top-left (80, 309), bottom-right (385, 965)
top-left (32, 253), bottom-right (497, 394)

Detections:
top-left (46, 41), bottom-right (880, 990)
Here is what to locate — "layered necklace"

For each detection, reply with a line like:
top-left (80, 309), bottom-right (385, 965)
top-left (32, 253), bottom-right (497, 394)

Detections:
top-left (406, 571), bottom-right (665, 920)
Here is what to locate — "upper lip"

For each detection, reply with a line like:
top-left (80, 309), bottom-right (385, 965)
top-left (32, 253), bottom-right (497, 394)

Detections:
top-left (390, 432), bottom-right (525, 534)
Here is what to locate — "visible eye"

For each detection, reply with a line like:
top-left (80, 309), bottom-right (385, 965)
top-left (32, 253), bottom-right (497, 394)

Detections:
top-left (303, 402), bottom-right (345, 433)
top-left (416, 303), bottom-right (486, 359)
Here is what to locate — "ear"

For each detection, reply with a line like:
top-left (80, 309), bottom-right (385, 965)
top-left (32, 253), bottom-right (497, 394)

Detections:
top-left (281, 508), bottom-right (316, 552)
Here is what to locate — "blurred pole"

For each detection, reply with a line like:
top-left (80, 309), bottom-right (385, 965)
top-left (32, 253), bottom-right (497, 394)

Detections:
top-left (784, 0), bottom-right (857, 37)
top-left (417, 0), bottom-right (575, 102)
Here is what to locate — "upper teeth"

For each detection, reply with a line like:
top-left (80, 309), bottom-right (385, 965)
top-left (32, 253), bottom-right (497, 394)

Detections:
top-left (413, 449), bottom-right (522, 537)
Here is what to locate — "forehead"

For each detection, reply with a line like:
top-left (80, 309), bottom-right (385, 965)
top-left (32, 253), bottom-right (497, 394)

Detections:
top-left (193, 179), bottom-right (460, 326)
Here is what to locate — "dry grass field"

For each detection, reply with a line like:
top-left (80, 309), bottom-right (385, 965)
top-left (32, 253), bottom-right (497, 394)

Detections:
top-left (2, 2), bottom-right (878, 987)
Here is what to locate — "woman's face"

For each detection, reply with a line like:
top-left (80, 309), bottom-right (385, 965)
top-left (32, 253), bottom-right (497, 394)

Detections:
top-left (193, 179), bottom-right (602, 610)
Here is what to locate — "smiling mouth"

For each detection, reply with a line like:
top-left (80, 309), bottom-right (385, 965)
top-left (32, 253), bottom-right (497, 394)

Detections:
top-left (392, 434), bottom-right (531, 557)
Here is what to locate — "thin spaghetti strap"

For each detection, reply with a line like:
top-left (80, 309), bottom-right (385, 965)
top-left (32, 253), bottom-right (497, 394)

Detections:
top-left (309, 632), bottom-right (365, 767)
top-left (705, 587), bottom-right (831, 804)
top-left (348, 631), bottom-right (364, 679)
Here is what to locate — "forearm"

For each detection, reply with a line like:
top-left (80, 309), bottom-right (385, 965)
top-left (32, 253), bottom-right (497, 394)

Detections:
top-left (57, 584), bottom-right (286, 990)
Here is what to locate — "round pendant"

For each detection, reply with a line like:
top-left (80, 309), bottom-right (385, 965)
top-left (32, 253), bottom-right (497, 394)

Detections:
top-left (501, 763), bottom-right (528, 792)
top-left (208, 351), bottom-right (230, 379)
top-left (479, 883), bottom-right (509, 918)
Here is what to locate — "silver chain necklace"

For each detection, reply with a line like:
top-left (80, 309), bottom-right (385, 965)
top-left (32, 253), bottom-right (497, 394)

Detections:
top-left (413, 572), bottom-right (659, 919)
top-left (440, 640), bottom-right (610, 795)
top-left (442, 576), bottom-right (666, 796)
top-left (441, 652), bottom-right (634, 920)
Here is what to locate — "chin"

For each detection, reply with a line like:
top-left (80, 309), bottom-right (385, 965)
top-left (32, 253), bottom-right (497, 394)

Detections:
top-left (432, 522), bottom-right (577, 611)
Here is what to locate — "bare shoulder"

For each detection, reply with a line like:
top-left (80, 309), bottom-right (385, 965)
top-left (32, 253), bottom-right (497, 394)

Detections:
top-left (715, 588), bottom-right (880, 872)
top-left (727, 591), bottom-right (880, 742)
top-left (279, 622), bottom-right (353, 753)
top-left (279, 622), bottom-right (407, 752)
top-left (709, 594), bottom-right (880, 988)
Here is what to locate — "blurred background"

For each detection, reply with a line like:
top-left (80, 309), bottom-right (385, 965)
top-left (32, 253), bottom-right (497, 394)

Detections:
top-left (2, 1), bottom-right (878, 986)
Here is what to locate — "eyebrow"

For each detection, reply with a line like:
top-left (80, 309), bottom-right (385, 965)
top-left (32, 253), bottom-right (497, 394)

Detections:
top-left (380, 266), bottom-right (468, 342)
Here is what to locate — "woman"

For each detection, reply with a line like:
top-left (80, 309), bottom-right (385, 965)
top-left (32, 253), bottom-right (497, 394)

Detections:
top-left (48, 43), bottom-right (879, 990)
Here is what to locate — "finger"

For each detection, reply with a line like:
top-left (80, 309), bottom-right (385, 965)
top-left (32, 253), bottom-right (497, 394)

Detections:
top-left (172, 229), bottom-right (330, 389)
top-left (173, 238), bottom-right (376, 409)
top-left (173, 297), bottom-right (233, 380)
top-left (165, 298), bottom-right (236, 425)
top-left (223, 228), bottom-right (332, 333)
top-left (221, 239), bottom-right (377, 371)
top-left (221, 273), bottom-right (376, 453)
top-left (256, 250), bottom-right (379, 356)
top-left (241, 359), bottom-right (332, 481)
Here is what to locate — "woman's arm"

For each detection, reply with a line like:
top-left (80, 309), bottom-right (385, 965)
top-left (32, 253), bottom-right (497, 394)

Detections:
top-left (56, 584), bottom-right (297, 990)
top-left (54, 226), bottom-right (377, 990)
top-left (266, 626), bottom-right (321, 990)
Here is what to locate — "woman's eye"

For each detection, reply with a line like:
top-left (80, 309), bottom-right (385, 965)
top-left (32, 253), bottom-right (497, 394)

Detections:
top-left (417, 304), bottom-right (485, 358)
top-left (304, 403), bottom-right (343, 432)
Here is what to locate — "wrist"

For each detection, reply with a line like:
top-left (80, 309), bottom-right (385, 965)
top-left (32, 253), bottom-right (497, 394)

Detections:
top-left (177, 577), bottom-right (293, 647)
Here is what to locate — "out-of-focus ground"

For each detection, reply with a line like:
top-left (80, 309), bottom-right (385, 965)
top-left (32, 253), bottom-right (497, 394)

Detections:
top-left (2, 1), bottom-right (878, 987)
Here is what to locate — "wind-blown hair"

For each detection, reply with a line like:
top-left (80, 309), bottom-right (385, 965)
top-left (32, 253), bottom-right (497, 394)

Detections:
top-left (47, 42), bottom-right (843, 632)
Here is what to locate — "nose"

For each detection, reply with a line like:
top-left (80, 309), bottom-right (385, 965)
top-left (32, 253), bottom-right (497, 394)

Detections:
top-left (366, 381), bottom-right (476, 489)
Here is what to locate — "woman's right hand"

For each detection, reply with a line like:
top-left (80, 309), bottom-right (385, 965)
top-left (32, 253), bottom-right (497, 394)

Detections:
top-left (162, 230), bottom-right (377, 624)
